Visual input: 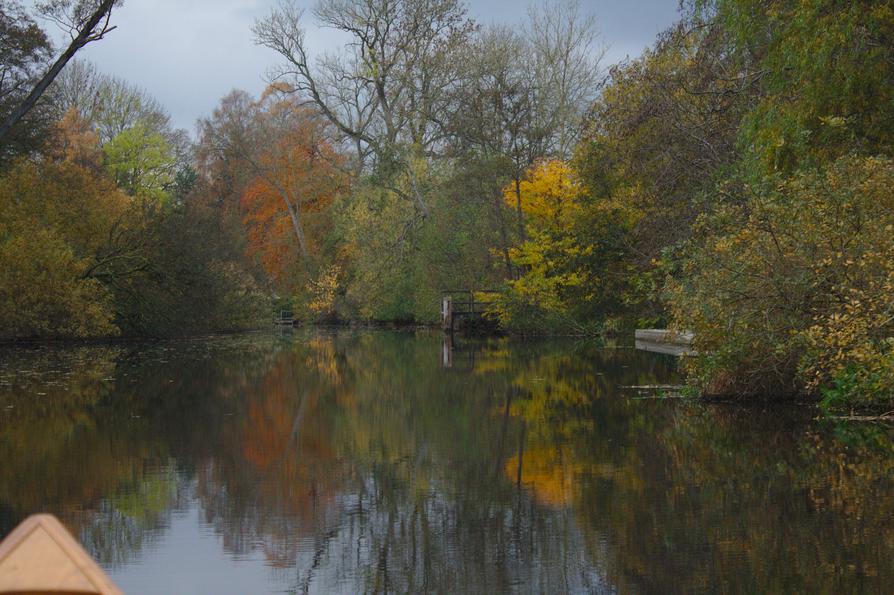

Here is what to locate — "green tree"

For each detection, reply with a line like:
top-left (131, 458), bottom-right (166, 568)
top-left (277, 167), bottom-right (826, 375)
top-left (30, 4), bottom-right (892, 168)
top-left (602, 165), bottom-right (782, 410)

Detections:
top-left (663, 0), bottom-right (894, 409)
top-left (103, 123), bottom-right (176, 200)
top-left (708, 0), bottom-right (894, 172)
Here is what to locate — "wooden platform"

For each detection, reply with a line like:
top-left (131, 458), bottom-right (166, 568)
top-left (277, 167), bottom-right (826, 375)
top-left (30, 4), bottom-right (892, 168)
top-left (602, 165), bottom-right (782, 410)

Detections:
top-left (273, 309), bottom-right (295, 326)
top-left (635, 329), bottom-right (696, 356)
top-left (441, 290), bottom-right (498, 333)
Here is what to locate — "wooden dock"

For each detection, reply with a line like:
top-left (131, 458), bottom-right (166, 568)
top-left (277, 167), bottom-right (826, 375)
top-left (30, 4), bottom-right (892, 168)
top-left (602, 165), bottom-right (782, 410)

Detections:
top-left (273, 309), bottom-right (295, 327)
top-left (441, 290), bottom-right (497, 333)
top-left (635, 329), bottom-right (696, 356)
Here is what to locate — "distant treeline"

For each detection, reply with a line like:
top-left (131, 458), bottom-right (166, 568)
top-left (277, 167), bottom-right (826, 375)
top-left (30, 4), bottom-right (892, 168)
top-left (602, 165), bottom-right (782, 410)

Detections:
top-left (1, 0), bottom-right (892, 411)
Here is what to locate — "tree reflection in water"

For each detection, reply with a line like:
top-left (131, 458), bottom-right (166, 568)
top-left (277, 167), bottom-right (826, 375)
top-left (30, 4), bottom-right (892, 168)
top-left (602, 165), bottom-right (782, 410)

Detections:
top-left (0, 331), bottom-right (891, 593)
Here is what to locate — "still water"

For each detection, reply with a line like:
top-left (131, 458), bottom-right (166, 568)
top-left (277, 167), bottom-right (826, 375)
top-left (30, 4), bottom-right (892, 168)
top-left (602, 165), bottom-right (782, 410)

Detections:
top-left (0, 330), bottom-right (891, 593)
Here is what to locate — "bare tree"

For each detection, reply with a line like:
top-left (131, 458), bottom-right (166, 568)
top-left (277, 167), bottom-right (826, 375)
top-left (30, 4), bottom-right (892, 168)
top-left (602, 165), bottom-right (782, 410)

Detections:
top-left (0, 0), bottom-right (122, 144)
top-left (253, 0), bottom-right (602, 256)
top-left (525, 0), bottom-right (604, 160)
top-left (444, 3), bottom-right (603, 241)
top-left (48, 58), bottom-right (102, 121)
top-left (443, 27), bottom-right (547, 242)
top-left (53, 60), bottom-right (171, 143)
top-left (253, 0), bottom-right (474, 218)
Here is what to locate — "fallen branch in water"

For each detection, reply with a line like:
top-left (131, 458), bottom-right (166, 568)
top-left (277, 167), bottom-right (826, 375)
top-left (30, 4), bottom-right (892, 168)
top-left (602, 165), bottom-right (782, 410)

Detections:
top-left (619, 385), bottom-right (687, 391)
top-left (620, 385), bottom-right (688, 400)
top-left (828, 410), bottom-right (894, 422)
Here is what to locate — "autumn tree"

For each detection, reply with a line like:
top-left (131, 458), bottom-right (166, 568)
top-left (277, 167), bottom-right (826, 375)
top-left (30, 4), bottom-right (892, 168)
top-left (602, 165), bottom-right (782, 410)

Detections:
top-left (669, 156), bottom-right (894, 409)
top-left (249, 0), bottom-right (605, 324)
top-left (488, 159), bottom-right (638, 334)
top-left (0, 62), bottom-right (269, 340)
top-left (47, 106), bottom-right (102, 168)
top-left (240, 91), bottom-right (346, 282)
top-left (199, 88), bottom-right (345, 288)
top-left (0, 154), bottom-right (128, 338)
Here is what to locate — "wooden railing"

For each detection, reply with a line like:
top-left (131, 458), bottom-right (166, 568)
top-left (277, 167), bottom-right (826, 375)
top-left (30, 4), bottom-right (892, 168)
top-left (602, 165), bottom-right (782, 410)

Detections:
top-left (273, 309), bottom-right (295, 326)
top-left (441, 290), bottom-right (499, 333)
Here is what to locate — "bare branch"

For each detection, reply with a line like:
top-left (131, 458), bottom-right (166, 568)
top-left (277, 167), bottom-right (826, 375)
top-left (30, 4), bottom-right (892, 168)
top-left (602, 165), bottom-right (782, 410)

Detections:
top-left (0, 0), bottom-right (121, 143)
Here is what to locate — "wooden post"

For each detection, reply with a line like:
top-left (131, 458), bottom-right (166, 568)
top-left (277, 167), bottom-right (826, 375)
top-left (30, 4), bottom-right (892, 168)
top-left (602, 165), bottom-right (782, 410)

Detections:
top-left (441, 334), bottom-right (453, 368)
top-left (442, 296), bottom-right (453, 333)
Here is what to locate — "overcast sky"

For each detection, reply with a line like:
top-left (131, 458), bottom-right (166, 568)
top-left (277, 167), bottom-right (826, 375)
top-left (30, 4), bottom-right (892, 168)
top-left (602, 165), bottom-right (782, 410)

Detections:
top-left (61, 0), bottom-right (682, 133)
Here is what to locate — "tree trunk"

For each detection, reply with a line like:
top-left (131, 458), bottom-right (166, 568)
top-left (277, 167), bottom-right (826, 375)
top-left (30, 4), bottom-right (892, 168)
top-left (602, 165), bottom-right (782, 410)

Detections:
top-left (283, 199), bottom-right (308, 259)
top-left (514, 175), bottom-right (525, 242)
top-left (494, 189), bottom-right (514, 279)
top-left (0, 0), bottom-right (118, 143)
top-left (407, 164), bottom-right (430, 219)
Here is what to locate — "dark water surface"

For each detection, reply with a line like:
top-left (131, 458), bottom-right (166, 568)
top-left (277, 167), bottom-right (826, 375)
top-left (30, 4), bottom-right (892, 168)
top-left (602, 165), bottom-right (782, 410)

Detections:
top-left (0, 330), bottom-right (892, 594)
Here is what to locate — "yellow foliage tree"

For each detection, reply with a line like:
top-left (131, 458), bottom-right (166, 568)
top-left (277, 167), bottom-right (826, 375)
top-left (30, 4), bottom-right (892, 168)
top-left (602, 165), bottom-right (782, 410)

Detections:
top-left (491, 159), bottom-right (639, 334)
top-left (503, 159), bottom-right (584, 225)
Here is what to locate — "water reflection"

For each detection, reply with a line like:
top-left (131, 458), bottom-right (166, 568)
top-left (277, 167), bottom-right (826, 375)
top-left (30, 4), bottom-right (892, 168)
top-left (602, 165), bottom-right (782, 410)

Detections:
top-left (0, 331), bottom-right (891, 593)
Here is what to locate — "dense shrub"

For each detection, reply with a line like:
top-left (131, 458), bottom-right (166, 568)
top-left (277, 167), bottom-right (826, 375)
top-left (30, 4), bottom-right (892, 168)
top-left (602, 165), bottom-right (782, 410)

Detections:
top-left (668, 156), bottom-right (894, 410)
top-left (0, 156), bottom-right (269, 340)
top-left (0, 160), bottom-right (125, 339)
top-left (0, 230), bottom-right (117, 339)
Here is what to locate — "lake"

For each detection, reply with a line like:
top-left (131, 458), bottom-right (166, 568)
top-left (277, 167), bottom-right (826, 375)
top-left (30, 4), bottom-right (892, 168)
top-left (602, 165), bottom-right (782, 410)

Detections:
top-left (1, 330), bottom-right (891, 593)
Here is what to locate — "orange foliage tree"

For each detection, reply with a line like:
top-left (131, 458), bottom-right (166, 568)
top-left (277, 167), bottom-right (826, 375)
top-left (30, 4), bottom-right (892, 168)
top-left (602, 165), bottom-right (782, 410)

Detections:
top-left (239, 89), bottom-right (346, 283)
